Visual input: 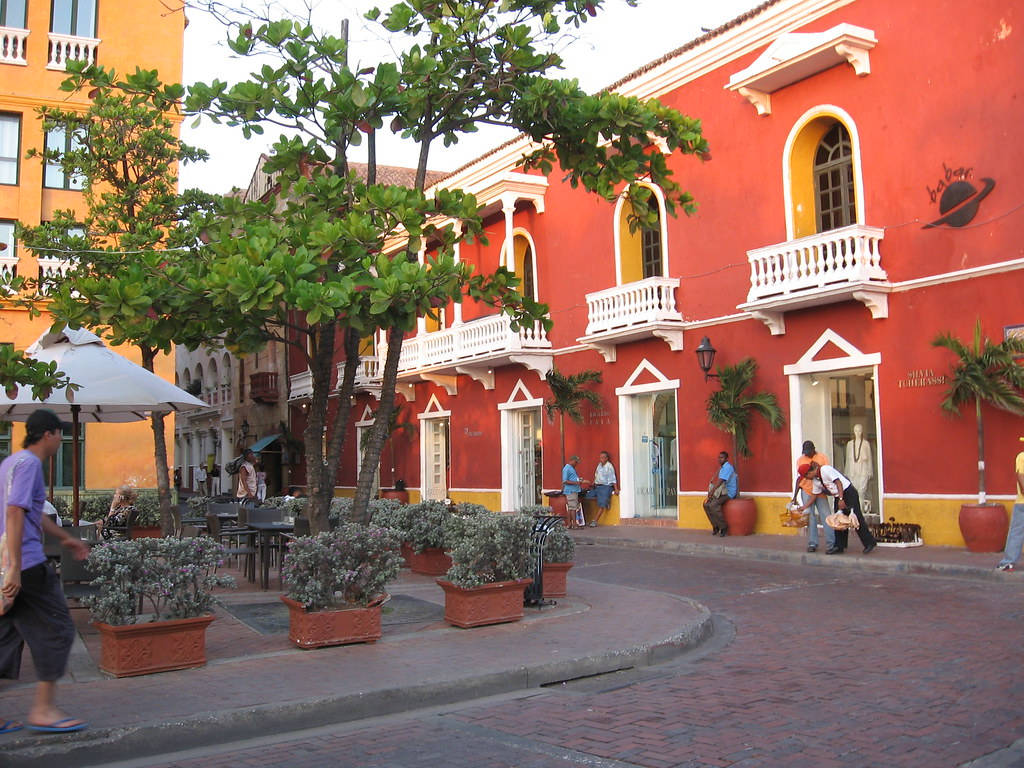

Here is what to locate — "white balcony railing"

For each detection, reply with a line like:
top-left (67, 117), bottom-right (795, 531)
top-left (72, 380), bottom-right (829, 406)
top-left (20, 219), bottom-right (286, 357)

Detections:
top-left (745, 224), bottom-right (886, 302)
top-left (394, 315), bottom-right (550, 373)
top-left (336, 356), bottom-right (382, 391)
top-left (47, 33), bottom-right (99, 70)
top-left (36, 256), bottom-right (72, 296)
top-left (0, 253), bottom-right (17, 293)
top-left (288, 369), bottom-right (313, 400)
top-left (0, 26), bottom-right (28, 66)
top-left (584, 276), bottom-right (682, 337)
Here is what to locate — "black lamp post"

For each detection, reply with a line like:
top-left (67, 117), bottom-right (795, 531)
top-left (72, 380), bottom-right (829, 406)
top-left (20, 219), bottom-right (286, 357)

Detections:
top-left (695, 336), bottom-right (719, 382)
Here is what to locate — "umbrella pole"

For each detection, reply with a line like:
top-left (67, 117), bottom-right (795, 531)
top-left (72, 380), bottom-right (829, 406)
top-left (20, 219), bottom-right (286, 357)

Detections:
top-left (72, 404), bottom-right (80, 525)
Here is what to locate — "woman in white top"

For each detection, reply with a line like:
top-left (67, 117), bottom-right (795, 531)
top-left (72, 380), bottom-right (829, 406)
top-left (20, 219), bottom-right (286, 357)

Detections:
top-left (590, 451), bottom-right (618, 527)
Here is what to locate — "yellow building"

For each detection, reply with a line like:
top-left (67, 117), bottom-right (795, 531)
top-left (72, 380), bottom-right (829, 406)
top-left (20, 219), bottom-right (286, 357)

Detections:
top-left (0, 0), bottom-right (185, 490)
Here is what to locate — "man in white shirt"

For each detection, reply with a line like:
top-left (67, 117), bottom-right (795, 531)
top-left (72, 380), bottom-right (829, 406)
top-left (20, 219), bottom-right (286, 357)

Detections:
top-left (799, 461), bottom-right (876, 555)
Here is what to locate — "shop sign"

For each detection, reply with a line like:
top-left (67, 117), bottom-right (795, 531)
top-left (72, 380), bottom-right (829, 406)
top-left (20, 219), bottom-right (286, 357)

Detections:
top-left (896, 369), bottom-right (947, 389)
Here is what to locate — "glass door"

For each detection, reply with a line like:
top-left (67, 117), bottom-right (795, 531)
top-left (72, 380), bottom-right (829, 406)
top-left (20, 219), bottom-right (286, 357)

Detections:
top-left (512, 408), bottom-right (542, 508)
top-left (423, 418), bottom-right (449, 501)
top-left (630, 392), bottom-right (677, 518)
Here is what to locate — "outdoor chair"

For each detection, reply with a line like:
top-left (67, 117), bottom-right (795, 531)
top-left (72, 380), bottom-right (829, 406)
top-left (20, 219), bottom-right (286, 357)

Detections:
top-left (206, 513), bottom-right (256, 583)
top-left (60, 546), bottom-right (99, 604)
top-left (249, 507), bottom-right (282, 524)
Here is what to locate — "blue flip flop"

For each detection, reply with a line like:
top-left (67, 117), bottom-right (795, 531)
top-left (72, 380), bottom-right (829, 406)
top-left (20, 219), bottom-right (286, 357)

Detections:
top-left (0, 719), bottom-right (23, 735)
top-left (27, 718), bottom-right (87, 733)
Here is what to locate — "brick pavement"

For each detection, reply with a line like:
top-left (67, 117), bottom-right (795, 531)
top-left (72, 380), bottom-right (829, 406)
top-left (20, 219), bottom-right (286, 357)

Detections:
top-left (2, 528), bottom-right (1021, 767)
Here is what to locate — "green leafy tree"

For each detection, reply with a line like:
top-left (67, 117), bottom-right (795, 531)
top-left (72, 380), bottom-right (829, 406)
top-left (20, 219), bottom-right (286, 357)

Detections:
top-left (706, 357), bottom-right (784, 466)
top-left (933, 319), bottom-right (1024, 504)
top-left (17, 66), bottom-right (219, 532)
top-left (544, 367), bottom-right (602, 467)
top-left (174, 0), bottom-right (708, 530)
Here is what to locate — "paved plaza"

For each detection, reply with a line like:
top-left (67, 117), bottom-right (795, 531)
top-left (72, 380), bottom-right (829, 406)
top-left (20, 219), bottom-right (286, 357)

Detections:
top-left (1, 526), bottom-right (1022, 767)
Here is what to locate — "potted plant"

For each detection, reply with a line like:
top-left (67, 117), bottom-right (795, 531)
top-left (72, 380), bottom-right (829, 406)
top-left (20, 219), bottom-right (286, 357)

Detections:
top-left (129, 490), bottom-right (163, 538)
top-left (706, 357), bottom-right (785, 535)
top-left (280, 523), bottom-right (403, 648)
top-left (438, 512), bottom-right (533, 627)
top-left (380, 478), bottom-right (410, 504)
top-left (85, 537), bottom-right (235, 677)
top-left (933, 320), bottom-right (1024, 551)
top-left (402, 500), bottom-right (454, 575)
top-left (541, 524), bottom-right (575, 598)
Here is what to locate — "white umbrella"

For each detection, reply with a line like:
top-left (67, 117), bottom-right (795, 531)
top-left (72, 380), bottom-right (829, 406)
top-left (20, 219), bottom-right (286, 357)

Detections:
top-left (0, 327), bottom-right (207, 521)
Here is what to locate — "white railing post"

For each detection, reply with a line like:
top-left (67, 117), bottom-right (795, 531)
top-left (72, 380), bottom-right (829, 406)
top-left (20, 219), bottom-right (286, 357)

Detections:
top-left (47, 33), bottom-right (99, 71)
top-left (583, 277), bottom-right (682, 336)
top-left (0, 26), bottom-right (29, 66)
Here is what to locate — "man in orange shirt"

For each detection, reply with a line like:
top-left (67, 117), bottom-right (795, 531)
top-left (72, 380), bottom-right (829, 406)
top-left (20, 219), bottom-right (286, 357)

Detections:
top-left (790, 440), bottom-right (836, 553)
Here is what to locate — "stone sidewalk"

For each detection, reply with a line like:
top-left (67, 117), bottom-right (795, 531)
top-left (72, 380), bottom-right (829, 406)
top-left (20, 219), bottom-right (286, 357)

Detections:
top-left (0, 524), bottom-right (1014, 767)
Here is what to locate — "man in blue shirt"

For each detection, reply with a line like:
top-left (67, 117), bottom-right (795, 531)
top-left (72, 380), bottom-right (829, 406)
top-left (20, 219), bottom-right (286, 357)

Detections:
top-left (562, 455), bottom-right (584, 528)
top-left (1, 409), bottom-right (89, 734)
top-left (702, 451), bottom-right (738, 536)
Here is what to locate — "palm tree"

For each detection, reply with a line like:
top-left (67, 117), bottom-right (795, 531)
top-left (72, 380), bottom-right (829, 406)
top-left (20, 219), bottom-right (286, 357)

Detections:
top-left (544, 368), bottom-right (603, 467)
top-left (932, 320), bottom-right (1024, 504)
top-left (706, 357), bottom-right (784, 466)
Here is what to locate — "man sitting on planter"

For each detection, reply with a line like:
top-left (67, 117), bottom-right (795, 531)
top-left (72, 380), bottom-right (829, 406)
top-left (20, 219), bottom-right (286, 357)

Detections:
top-left (703, 451), bottom-right (737, 537)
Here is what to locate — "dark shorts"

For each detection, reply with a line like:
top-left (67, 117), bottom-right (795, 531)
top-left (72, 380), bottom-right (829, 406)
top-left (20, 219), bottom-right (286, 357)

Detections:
top-left (0, 561), bottom-right (76, 681)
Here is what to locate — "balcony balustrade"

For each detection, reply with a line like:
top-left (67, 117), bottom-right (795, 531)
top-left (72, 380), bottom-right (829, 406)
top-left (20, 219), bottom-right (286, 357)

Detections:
top-left (288, 369), bottom-right (313, 401)
top-left (47, 33), bottom-right (98, 70)
top-left (0, 26), bottom-right (28, 65)
top-left (378, 314), bottom-right (552, 393)
top-left (36, 256), bottom-right (72, 296)
top-left (0, 253), bottom-right (17, 293)
top-left (739, 224), bottom-right (889, 335)
top-left (336, 356), bottom-right (382, 396)
top-left (579, 276), bottom-right (684, 362)
top-left (249, 371), bottom-right (279, 403)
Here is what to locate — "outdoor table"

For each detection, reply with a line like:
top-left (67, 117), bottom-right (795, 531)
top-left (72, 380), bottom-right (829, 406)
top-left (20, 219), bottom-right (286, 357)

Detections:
top-left (246, 520), bottom-right (294, 590)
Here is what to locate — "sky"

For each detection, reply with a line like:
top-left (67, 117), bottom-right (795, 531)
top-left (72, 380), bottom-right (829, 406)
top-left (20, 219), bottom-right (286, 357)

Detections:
top-left (178, 0), bottom-right (761, 194)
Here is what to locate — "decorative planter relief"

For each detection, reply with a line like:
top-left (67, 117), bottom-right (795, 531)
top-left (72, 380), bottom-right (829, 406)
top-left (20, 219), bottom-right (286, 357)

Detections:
top-left (407, 547), bottom-right (452, 576)
top-left (723, 497), bottom-right (757, 536)
top-left (437, 578), bottom-right (531, 628)
top-left (95, 614), bottom-right (214, 678)
top-left (281, 595), bottom-right (384, 649)
top-left (541, 562), bottom-right (573, 598)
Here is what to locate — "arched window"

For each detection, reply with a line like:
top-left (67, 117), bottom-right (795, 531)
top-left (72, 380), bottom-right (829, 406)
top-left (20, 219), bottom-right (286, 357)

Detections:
top-left (509, 231), bottom-right (538, 301)
top-left (784, 107), bottom-right (864, 240)
top-left (614, 183), bottom-right (668, 284)
top-left (814, 122), bottom-right (855, 232)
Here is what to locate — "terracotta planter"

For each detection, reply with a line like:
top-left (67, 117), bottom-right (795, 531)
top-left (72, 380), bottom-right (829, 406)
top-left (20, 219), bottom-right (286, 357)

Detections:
top-left (959, 503), bottom-right (1009, 553)
top-left (380, 489), bottom-right (410, 503)
top-left (541, 561), bottom-right (573, 598)
top-left (437, 578), bottom-right (532, 628)
top-left (95, 614), bottom-right (214, 678)
top-left (723, 497), bottom-right (757, 536)
top-left (400, 541), bottom-right (414, 568)
top-left (544, 492), bottom-right (572, 529)
top-left (280, 595), bottom-right (384, 649)
top-left (408, 546), bottom-right (452, 576)
top-left (130, 525), bottom-right (162, 539)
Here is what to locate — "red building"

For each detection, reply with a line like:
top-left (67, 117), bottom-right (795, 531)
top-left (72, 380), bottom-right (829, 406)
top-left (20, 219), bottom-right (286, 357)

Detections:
top-left (290, 0), bottom-right (1024, 547)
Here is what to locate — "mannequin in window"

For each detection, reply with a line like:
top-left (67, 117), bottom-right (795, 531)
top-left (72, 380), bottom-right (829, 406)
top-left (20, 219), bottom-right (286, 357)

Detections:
top-left (844, 424), bottom-right (873, 513)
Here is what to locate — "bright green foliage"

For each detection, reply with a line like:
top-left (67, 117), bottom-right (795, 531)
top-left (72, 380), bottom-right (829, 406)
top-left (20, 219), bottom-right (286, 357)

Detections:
top-left (16, 64), bottom-right (220, 533)
top-left (933, 319), bottom-right (1024, 501)
top-left (0, 344), bottom-right (72, 400)
top-left (705, 357), bottom-right (785, 460)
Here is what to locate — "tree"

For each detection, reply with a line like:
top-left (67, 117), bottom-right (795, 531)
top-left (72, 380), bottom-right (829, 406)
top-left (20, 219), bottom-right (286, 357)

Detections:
top-left (932, 319), bottom-right (1024, 504)
top-left (176, 0), bottom-right (709, 530)
top-left (17, 66), bottom-right (219, 533)
top-left (705, 357), bottom-right (784, 465)
top-left (544, 367), bottom-right (602, 467)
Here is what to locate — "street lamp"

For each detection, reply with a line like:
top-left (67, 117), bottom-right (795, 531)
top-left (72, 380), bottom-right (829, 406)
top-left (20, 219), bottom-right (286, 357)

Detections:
top-left (240, 419), bottom-right (250, 439)
top-left (695, 336), bottom-right (719, 382)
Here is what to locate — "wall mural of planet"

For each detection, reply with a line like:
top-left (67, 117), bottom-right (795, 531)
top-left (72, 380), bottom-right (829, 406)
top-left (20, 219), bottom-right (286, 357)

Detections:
top-left (923, 177), bottom-right (995, 229)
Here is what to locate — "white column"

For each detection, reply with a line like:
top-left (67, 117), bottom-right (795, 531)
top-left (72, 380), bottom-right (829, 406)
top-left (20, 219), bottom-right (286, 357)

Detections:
top-left (501, 196), bottom-right (515, 270)
top-left (452, 222), bottom-right (463, 325)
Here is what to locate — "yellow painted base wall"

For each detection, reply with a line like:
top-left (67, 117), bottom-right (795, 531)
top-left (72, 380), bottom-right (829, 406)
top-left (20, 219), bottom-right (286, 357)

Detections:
top-left (675, 495), bottom-right (972, 548)
top-left (449, 490), bottom-right (500, 510)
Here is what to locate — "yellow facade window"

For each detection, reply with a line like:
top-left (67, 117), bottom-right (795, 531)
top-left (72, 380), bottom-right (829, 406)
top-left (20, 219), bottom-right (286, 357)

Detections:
top-left (789, 117), bottom-right (858, 239)
top-left (617, 186), bottom-right (663, 284)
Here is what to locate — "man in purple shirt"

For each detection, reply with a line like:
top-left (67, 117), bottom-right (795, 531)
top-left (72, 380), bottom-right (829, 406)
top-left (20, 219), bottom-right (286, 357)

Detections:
top-left (1, 409), bottom-right (89, 735)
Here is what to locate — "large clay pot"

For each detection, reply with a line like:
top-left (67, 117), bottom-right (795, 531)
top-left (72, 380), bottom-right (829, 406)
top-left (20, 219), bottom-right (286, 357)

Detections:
top-left (959, 503), bottom-right (1008, 553)
top-left (407, 547), bottom-right (453, 576)
top-left (281, 595), bottom-right (384, 649)
top-left (541, 561), bottom-right (573, 598)
top-left (544, 492), bottom-right (571, 529)
top-left (380, 489), bottom-right (410, 503)
top-left (437, 578), bottom-right (532, 628)
top-left (723, 497), bottom-right (757, 536)
top-left (95, 615), bottom-right (214, 677)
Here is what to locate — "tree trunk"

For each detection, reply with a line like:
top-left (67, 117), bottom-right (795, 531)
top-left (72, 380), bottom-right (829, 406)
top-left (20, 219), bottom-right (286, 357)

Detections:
top-left (304, 323), bottom-right (338, 534)
top-left (976, 396), bottom-right (986, 505)
top-left (140, 348), bottom-right (173, 536)
top-left (353, 327), bottom-right (404, 525)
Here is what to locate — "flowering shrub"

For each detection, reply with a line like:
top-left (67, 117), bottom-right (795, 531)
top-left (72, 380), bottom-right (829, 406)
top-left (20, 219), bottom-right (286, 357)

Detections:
top-left (282, 524), bottom-right (403, 611)
top-left (392, 501), bottom-right (448, 552)
top-left (516, 504), bottom-right (552, 517)
top-left (444, 513), bottom-right (534, 589)
top-left (84, 537), bottom-right (235, 625)
top-left (186, 495), bottom-right (211, 515)
top-left (543, 525), bottom-right (575, 564)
